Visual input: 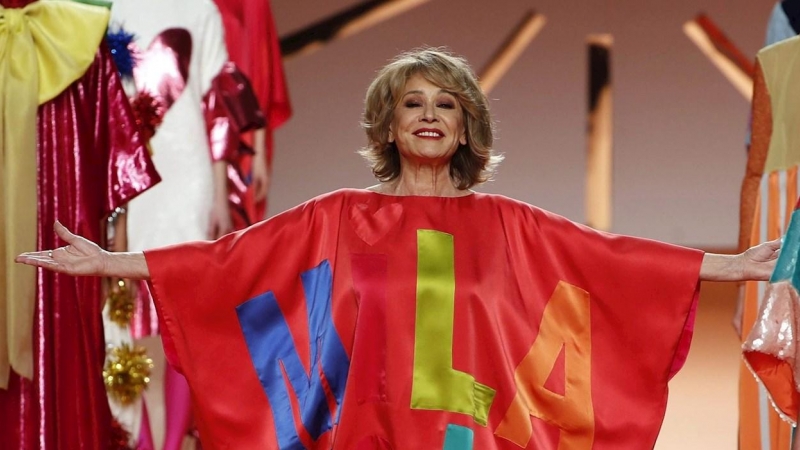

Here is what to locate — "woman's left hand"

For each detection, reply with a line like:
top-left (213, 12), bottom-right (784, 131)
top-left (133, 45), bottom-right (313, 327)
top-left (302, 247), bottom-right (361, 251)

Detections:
top-left (700, 239), bottom-right (781, 282)
top-left (740, 238), bottom-right (781, 281)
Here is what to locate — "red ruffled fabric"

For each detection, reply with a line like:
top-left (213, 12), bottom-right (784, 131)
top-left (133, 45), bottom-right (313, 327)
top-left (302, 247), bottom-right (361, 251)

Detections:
top-left (203, 62), bottom-right (266, 227)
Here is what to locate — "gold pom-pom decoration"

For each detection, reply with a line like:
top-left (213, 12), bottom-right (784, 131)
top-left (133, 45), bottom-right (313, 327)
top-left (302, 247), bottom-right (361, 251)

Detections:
top-left (107, 279), bottom-right (134, 328)
top-left (103, 344), bottom-right (153, 405)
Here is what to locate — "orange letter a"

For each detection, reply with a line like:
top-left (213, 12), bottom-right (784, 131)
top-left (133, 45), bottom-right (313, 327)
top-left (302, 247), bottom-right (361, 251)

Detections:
top-left (495, 281), bottom-right (594, 449)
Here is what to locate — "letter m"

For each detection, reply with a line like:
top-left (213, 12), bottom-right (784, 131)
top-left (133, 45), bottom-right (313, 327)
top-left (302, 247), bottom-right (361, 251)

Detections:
top-left (236, 260), bottom-right (350, 449)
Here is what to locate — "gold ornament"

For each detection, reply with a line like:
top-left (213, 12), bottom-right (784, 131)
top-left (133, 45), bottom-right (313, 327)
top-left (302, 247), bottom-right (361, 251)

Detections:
top-left (107, 279), bottom-right (134, 327)
top-left (103, 344), bottom-right (153, 405)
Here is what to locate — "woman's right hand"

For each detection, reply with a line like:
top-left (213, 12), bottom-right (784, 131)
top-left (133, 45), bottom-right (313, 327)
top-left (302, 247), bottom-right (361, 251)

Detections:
top-left (15, 221), bottom-right (109, 277)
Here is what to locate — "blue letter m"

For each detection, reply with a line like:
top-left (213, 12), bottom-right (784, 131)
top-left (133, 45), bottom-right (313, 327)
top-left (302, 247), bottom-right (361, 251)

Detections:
top-left (236, 260), bottom-right (350, 449)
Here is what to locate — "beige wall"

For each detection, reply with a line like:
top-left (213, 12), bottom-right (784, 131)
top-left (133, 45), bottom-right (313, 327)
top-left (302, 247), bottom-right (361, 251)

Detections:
top-left (270, 0), bottom-right (775, 248)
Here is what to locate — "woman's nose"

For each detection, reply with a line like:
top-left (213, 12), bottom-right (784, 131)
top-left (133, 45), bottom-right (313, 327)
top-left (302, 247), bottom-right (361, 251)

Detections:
top-left (420, 104), bottom-right (437, 122)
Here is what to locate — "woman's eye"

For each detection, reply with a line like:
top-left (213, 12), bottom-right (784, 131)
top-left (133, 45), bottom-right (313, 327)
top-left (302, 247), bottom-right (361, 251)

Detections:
top-left (404, 101), bottom-right (421, 108)
top-left (437, 103), bottom-right (455, 109)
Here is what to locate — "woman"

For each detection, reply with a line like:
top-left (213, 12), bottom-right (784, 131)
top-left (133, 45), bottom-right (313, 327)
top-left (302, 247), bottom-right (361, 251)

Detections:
top-left (17, 48), bottom-right (780, 449)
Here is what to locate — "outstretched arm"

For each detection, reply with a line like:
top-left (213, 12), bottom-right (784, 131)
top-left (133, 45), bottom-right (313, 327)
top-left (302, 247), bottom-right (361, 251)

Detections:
top-left (15, 221), bottom-right (150, 279)
top-left (700, 239), bottom-right (780, 282)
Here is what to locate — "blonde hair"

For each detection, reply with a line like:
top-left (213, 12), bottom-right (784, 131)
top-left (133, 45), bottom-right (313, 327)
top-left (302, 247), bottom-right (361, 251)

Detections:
top-left (360, 47), bottom-right (502, 189)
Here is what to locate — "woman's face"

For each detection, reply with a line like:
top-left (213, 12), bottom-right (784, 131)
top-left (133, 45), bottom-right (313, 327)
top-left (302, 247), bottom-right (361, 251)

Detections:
top-left (389, 73), bottom-right (467, 165)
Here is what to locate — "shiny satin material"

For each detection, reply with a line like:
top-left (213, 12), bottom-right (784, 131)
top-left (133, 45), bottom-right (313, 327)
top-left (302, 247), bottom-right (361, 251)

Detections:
top-left (202, 61), bottom-right (265, 226)
top-left (444, 424), bottom-right (474, 450)
top-left (349, 254), bottom-right (389, 404)
top-left (133, 28), bottom-right (191, 112)
top-left (494, 281), bottom-right (595, 447)
top-left (0, 45), bottom-right (159, 450)
top-left (144, 190), bottom-right (703, 449)
top-left (236, 260), bottom-right (350, 447)
top-left (411, 230), bottom-right (496, 426)
top-left (204, 62), bottom-right (264, 162)
top-left (212, 0), bottom-right (290, 129)
top-left (0, 0), bottom-right (109, 388)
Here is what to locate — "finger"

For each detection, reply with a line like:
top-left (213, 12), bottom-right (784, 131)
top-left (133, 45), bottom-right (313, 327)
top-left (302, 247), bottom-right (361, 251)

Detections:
top-left (15, 250), bottom-right (52, 260)
top-left (15, 255), bottom-right (59, 269)
top-left (54, 221), bottom-right (80, 245)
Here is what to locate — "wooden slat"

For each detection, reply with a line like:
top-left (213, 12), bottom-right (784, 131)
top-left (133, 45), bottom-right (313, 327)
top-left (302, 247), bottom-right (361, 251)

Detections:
top-left (586, 34), bottom-right (613, 231)
top-left (280, 0), bottom-right (430, 60)
top-left (478, 11), bottom-right (546, 94)
top-left (683, 14), bottom-right (755, 100)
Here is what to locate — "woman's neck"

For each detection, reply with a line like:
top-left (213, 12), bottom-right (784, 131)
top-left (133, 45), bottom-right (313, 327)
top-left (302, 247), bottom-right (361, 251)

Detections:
top-left (375, 162), bottom-right (469, 197)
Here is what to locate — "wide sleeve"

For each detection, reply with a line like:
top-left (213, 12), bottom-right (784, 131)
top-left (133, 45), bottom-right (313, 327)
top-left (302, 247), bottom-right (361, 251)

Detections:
top-left (499, 205), bottom-right (704, 448)
top-left (142, 193), bottom-right (344, 447)
top-left (525, 206), bottom-right (704, 379)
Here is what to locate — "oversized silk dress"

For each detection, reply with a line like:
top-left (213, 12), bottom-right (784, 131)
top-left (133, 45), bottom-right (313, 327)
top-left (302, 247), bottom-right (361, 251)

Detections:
top-left (738, 35), bottom-right (800, 450)
top-left (144, 189), bottom-right (703, 449)
top-left (0, 37), bottom-right (160, 450)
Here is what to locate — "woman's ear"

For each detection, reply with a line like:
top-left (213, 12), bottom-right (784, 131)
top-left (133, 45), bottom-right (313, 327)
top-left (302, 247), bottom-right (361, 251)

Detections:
top-left (388, 130), bottom-right (395, 143)
top-left (459, 132), bottom-right (467, 146)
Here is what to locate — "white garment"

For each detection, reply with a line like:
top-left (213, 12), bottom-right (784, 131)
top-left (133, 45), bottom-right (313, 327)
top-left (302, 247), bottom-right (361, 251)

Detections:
top-left (111, 0), bottom-right (229, 251)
